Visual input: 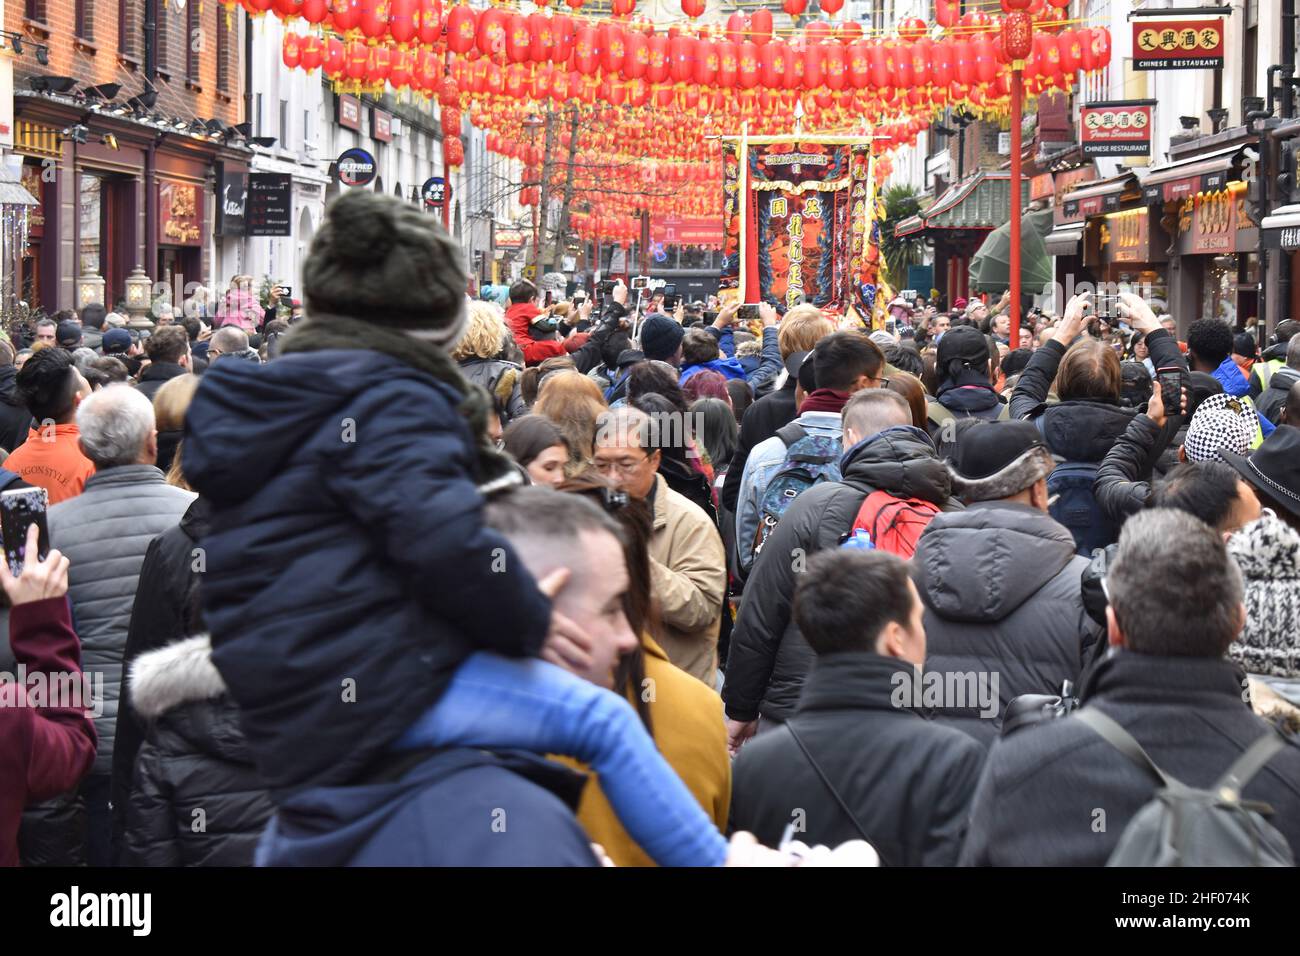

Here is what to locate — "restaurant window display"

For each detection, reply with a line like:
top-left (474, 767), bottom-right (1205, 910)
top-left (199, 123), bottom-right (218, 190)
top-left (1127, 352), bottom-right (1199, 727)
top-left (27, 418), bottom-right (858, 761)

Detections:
top-left (1176, 183), bottom-right (1258, 329)
top-left (1086, 207), bottom-right (1171, 315)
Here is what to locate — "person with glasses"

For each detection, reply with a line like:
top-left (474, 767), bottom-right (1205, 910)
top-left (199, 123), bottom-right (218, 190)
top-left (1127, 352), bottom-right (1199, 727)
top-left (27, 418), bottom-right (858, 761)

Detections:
top-left (593, 406), bottom-right (727, 687)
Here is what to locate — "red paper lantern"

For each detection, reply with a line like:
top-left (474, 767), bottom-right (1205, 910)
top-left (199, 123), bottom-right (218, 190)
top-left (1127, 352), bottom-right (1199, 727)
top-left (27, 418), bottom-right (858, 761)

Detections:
top-left (1046, 0), bottom-right (1069, 7)
top-left (444, 136), bottom-right (464, 170)
top-left (369, 45), bottom-right (391, 84)
top-left (931, 39), bottom-right (953, 86)
top-left (749, 8), bottom-right (773, 45)
top-left (758, 41), bottom-right (782, 88)
top-left (647, 34), bottom-right (670, 83)
top-left (358, 0), bottom-right (388, 39)
top-left (824, 42), bottom-right (846, 91)
top-left (847, 39), bottom-right (869, 88)
top-left (281, 33), bottom-right (301, 69)
top-left (552, 14), bottom-right (574, 61)
top-left (390, 50), bottom-right (410, 88)
top-left (345, 38), bottom-right (368, 79)
top-left (610, 0), bottom-right (634, 16)
top-left (820, 0), bottom-right (843, 14)
top-left (738, 40), bottom-right (760, 89)
top-left (953, 38), bottom-right (975, 85)
top-left (416, 0), bottom-right (441, 44)
top-left (479, 7), bottom-right (509, 56)
top-left (505, 13), bottom-right (531, 63)
top-left (974, 34), bottom-right (998, 82)
top-left (331, 0), bottom-right (361, 32)
top-left (805, 19), bottom-right (832, 45)
top-left (574, 24), bottom-right (598, 74)
top-left (898, 17), bottom-right (926, 42)
top-left (682, 0), bottom-right (704, 15)
top-left (782, 0), bottom-right (806, 14)
top-left (726, 12), bottom-right (746, 44)
top-left (302, 0), bottom-right (328, 23)
top-left (388, 0), bottom-right (416, 43)
top-left (1092, 27), bottom-right (1111, 69)
top-left (960, 10), bottom-right (993, 32)
top-left (693, 39), bottom-right (718, 85)
top-left (528, 12), bottom-right (553, 63)
top-left (911, 36), bottom-right (932, 86)
top-left (601, 23), bottom-right (627, 73)
top-left (718, 39), bottom-right (738, 88)
top-left (274, 0), bottom-right (303, 18)
top-left (300, 33), bottom-right (323, 70)
top-left (324, 37), bottom-right (346, 75)
top-left (446, 5), bottom-right (477, 55)
top-left (867, 39), bottom-right (887, 89)
top-left (670, 35), bottom-right (696, 83)
top-left (803, 41), bottom-right (826, 89)
top-left (934, 0), bottom-right (957, 28)
top-left (624, 30), bottom-right (648, 78)
top-left (1001, 11), bottom-right (1033, 61)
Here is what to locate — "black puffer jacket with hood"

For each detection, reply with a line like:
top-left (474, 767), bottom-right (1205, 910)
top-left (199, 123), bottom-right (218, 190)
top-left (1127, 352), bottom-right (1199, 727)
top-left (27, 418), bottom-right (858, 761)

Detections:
top-left (912, 500), bottom-right (1103, 746)
top-left (122, 634), bottom-right (274, 866)
top-left (723, 425), bottom-right (959, 723)
top-left (0, 363), bottom-right (31, 455)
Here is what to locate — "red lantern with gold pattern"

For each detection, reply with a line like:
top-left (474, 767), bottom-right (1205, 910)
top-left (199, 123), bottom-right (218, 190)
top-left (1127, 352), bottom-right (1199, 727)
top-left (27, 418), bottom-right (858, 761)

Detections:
top-left (390, 49), bottom-right (410, 88)
top-left (416, 0), bottom-right (441, 44)
top-left (898, 17), bottom-right (925, 42)
top-left (446, 4), bottom-right (477, 54)
top-left (782, 0), bottom-right (805, 14)
top-left (610, 0), bottom-right (634, 16)
top-left (369, 45), bottom-right (391, 85)
top-left (331, 0), bottom-right (361, 33)
top-left (551, 14), bottom-right (573, 61)
top-left (574, 23), bottom-right (598, 74)
top-left (505, 13), bottom-right (530, 63)
top-left (931, 38), bottom-right (953, 86)
top-left (388, 0), bottom-right (416, 43)
top-left (820, 0), bottom-right (843, 14)
top-left (358, 0), bottom-right (389, 39)
top-left (717, 39), bottom-right (738, 88)
top-left (302, 0), bottom-right (328, 22)
top-left (282, 33), bottom-right (301, 69)
top-left (345, 38), bottom-right (368, 79)
top-left (1002, 11), bottom-right (1033, 61)
top-left (444, 136), bottom-right (464, 170)
top-left (911, 36), bottom-right (932, 86)
top-left (670, 35), bottom-right (696, 83)
top-left (934, 0), bottom-right (957, 28)
top-left (300, 33), bottom-right (323, 70)
top-left (694, 38), bottom-right (718, 85)
top-left (749, 8), bottom-right (773, 45)
top-left (647, 33), bottom-right (670, 83)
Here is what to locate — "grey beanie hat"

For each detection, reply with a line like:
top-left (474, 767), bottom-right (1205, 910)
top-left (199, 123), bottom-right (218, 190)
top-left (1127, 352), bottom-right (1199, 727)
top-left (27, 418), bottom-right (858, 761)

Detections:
top-left (303, 191), bottom-right (467, 347)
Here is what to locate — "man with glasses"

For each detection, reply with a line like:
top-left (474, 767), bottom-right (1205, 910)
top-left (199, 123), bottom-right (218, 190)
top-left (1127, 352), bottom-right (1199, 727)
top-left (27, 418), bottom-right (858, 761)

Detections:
top-left (593, 406), bottom-right (726, 687)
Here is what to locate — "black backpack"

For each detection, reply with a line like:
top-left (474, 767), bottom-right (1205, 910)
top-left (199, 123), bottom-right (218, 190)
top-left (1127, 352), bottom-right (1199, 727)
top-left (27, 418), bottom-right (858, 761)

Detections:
top-left (1076, 708), bottom-right (1295, 867)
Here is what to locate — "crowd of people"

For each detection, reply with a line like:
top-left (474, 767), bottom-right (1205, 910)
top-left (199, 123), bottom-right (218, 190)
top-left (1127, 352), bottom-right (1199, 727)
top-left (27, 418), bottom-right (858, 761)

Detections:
top-left (2, 189), bottom-right (1299, 868)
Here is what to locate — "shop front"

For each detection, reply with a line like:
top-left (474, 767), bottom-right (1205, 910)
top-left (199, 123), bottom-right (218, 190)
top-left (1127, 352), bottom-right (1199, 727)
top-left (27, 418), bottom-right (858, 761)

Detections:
top-left (1082, 202), bottom-right (1171, 319)
top-left (1142, 143), bottom-right (1257, 331)
top-left (1262, 123), bottom-right (1300, 327)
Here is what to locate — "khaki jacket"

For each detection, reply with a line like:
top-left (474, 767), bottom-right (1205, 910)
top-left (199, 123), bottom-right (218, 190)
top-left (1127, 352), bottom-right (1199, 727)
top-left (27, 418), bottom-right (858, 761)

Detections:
top-left (647, 473), bottom-right (727, 686)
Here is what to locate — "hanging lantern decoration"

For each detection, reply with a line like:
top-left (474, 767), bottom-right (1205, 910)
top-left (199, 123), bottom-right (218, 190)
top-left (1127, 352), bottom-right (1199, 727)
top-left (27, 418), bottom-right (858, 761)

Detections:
top-left (749, 8), bottom-right (773, 45)
top-left (282, 32), bottom-right (302, 69)
top-left (274, 0), bottom-right (303, 18)
top-left (681, 0), bottom-right (704, 17)
top-left (506, 13), bottom-right (531, 63)
top-left (726, 12), bottom-right (746, 44)
top-left (446, 5), bottom-right (478, 54)
top-left (820, 0), bottom-right (844, 15)
top-left (647, 33), bottom-right (670, 83)
top-left (416, 0), bottom-right (441, 44)
top-left (898, 17), bottom-right (926, 43)
top-left (300, 33), bottom-right (324, 71)
top-left (358, 0), bottom-right (389, 39)
top-left (390, 49), bottom-right (410, 88)
top-left (478, 6), bottom-right (508, 57)
top-left (332, 0), bottom-right (362, 32)
top-left (302, 0), bottom-right (329, 23)
top-left (935, 0), bottom-right (957, 28)
top-left (324, 36), bottom-right (346, 76)
top-left (345, 37), bottom-right (369, 80)
top-left (611, 0), bottom-right (635, 16)
top-left (444, 136), bottom-right (464, 170)
top-left (782, 0), bottom-right (806, 15)
top-left (1002, 11), bottom-right (1034, 62)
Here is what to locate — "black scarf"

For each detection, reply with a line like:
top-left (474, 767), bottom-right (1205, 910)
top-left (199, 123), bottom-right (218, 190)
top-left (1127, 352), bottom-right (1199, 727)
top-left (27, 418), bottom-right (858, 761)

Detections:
top-left (279, 312), bottom-right (516, 488)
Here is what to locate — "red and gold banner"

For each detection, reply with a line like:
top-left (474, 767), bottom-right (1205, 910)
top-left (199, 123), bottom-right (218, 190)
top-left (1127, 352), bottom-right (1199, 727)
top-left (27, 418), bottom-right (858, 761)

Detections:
top-left (1133, 18), bottom-right (1224, 71)
top-left (721, 136), bottom-right (875, 317)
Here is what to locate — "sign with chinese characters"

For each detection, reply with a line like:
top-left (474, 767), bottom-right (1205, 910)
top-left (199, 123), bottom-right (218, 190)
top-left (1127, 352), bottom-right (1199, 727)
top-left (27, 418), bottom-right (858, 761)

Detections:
top-left (1178, 182), bottom-right (1252, 254)
top-left (1081, 102), bottom-right (1154, 157)
top-left (1133, 19), bottom-right (1224, 70)
top-left (1101, 209), bottom-right (1153, 264)
top-left (421, 176), bottom-right (448, 211)
top-left (158, 180), bottom-right (202, 246)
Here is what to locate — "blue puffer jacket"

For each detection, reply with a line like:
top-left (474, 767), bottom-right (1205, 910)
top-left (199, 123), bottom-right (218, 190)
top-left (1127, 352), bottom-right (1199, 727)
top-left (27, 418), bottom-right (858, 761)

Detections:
top-left (182, 350), bottom-right (551, 797)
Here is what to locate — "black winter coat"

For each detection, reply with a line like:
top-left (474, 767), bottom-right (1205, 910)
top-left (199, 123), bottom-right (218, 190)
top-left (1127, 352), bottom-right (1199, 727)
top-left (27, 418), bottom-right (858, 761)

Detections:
top-left (960, 650), bottom-right (1300, 866)
top-left (721, 378), bottom-right (798, 515)
top-left (912, 501), bottom-right (1102, 746)
top-left (722, 426), bottom-right (957, 723)
top-left (730, 652), bottom-right (986, 865)
top-left (123, 635), bottom-right (273, 866)
top-left (182, 350), bottom-right (551, 796)
top-left (1091, 412), bottom-right (1165, 525)
top-left (0, 364), bottom-right (31, 456)
top-left (1009, 329), bottom-right (1184, 463)
top-left (458, 357), bottom-right (525, 425)
top-left (135, 362), bottom-right (189, 404)
top-left (112, 496), bottom-right (209, 860)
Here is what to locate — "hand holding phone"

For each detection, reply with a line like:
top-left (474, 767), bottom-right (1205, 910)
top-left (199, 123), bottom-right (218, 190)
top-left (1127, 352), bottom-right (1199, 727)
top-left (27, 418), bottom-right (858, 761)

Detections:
top-left (738, 303), bottom-right (761, 324)
top-left (0, 487), bottom-right (57, 591)
top-left (1155, 366), bottom-right (1188, 421)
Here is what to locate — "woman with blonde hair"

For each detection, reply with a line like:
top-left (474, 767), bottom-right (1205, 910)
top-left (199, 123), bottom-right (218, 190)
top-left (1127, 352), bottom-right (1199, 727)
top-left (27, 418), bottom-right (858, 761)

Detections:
top-left (533, 370), bottom-right (608, 474)
top-left (152, 373), bottom-right (200, 487)
top-left (452, 300), bottom-right (525, 426)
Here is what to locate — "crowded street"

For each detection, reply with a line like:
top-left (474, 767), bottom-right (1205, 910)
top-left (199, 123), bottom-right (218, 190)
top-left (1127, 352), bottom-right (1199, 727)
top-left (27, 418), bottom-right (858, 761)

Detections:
top-left (0, 0), bottom-right (1298, 937)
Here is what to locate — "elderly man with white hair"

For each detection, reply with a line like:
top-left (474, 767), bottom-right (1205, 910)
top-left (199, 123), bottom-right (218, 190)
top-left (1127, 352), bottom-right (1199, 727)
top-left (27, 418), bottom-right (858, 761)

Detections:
top-left (47, 384), bottom-right (196, 867)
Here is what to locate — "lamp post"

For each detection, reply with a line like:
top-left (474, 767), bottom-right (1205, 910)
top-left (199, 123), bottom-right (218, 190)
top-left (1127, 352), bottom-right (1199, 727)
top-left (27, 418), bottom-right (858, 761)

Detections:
top-left (1001, 6), bottom-right (1034, 351)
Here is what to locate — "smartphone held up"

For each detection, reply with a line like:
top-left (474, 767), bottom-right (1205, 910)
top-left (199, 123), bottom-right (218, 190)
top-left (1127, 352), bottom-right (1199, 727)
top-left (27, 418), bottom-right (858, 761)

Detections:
top-left (0, 486), bottom-right (50, 577)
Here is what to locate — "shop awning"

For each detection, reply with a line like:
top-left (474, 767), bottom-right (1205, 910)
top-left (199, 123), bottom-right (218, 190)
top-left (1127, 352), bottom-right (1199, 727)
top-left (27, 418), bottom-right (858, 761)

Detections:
top-left (1058, 172), bottom-right (1138, 222)
top-left (892, 171), bottom-right (1024, 236)
top-left (1260, 203), bottom-right (1300, 251)
top-left (1140, 144), bottom-right (1249, 203)
top-left (969, 208), bottom-right (1055, 293)
top-left (1044, 224), bottom-right (1085, 256)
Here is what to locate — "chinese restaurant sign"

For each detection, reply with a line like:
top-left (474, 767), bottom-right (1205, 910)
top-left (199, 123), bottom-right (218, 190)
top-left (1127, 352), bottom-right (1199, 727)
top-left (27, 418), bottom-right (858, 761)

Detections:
top-left (1133, 19), bottom-right (1224, 70)
top-left (1081, 102), bottom-right (1154, 157)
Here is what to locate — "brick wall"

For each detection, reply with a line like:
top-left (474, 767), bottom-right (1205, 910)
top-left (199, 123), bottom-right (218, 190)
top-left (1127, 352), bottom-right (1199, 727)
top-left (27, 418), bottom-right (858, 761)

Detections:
top-left (8, 0), bottom-right (241, 125)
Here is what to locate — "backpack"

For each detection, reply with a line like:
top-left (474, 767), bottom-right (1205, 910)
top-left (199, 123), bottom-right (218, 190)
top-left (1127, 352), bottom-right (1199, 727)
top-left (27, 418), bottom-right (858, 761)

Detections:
top-left (1035, 416), bottom-right (1118, 557)
top-left (1076, 708), bottom-right (1295, 867)
top-left (752, 423), bottom-right (842, 558)
top-left (843, 489), bottom-right (941, 558)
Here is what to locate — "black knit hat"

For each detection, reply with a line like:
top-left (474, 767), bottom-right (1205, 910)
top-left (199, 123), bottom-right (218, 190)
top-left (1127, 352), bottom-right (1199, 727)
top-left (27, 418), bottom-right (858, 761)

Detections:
top-left (303, 191), bottom-right (467, 348)
top-left (640, 314), bottom-right (684, 362)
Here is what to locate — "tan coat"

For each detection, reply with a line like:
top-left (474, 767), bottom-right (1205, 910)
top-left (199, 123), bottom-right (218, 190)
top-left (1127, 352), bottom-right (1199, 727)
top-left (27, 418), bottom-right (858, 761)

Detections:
top-left (562, 635), bottom-right (731, 867)
top-left (647, 473), bottom-right (728, 686)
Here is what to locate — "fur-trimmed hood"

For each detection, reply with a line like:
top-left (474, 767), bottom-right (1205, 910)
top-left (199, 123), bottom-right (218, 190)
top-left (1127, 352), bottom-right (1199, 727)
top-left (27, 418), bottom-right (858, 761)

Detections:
top-left (130, 635), bottom-right (228, 719)
top-left (948, 445), bottom-right (1056, 504)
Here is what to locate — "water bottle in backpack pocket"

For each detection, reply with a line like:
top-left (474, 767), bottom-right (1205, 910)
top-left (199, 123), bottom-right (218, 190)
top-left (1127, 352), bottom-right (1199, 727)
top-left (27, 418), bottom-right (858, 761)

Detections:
top-left (841, 490), bottom-right (941, 558)
top-left (752, 423), bottom-right (842, 559)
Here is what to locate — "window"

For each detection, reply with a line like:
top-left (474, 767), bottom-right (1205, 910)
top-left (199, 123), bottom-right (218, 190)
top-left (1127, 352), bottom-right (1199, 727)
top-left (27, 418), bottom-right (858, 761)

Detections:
top-left (279, 99), bottom-right (289, 149)
top-left (216, 5), bottom-right (232, 92)
top-left (303, 109), bottom-right (312, 152)
top-left (156, 4), bottom-right (169, 73)
top-left (79, 174), bottom-right (103, 277)
top-left (255, 93), bottom-right (263, 136)
top-left (186, 1), bottom-right (200, 82)
top-left (1242, 0), bottom-right (1258, 107)
top-left (25, 0), bottom-right (47, 24)
top-left (119, 0), bottom-right (142, 57)
top-left (75, 0), bottom-right (93, 40)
